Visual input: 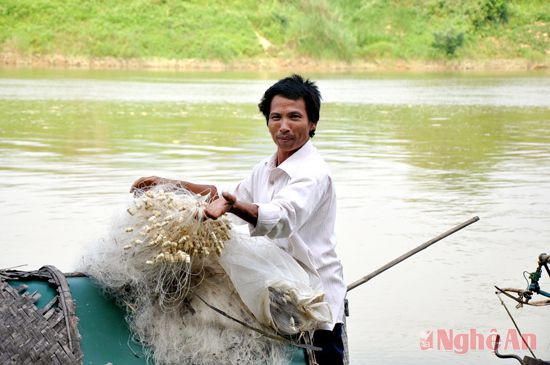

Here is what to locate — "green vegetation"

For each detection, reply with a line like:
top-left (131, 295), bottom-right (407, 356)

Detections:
top-left (0, 0), bottom-right (548, 63)
top-left (432, 31), bottom-right (464, 57)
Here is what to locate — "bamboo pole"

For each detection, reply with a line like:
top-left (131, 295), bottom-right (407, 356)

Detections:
top-left (347, 216), bottom-right (479, 292)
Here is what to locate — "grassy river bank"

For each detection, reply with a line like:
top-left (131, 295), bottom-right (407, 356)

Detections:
top-left (1, 0), bottom-right (549, 72)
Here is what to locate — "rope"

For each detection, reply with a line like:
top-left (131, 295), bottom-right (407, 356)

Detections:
top-left (303, 331), bottom-right (319, 365)
top-left (195, 294), bottom-right (321, 352)
top-left (496, 293), bottom-right (537, 359)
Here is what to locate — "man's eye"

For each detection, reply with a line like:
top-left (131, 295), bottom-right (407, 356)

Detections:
top-left (270, 115), bottom-right (281, 120)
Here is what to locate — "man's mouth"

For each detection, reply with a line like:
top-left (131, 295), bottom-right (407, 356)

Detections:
top-left (277, 135), bottom-right (293, 141)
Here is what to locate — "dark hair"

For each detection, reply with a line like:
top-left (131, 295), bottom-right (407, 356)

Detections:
top-left (258, 74), bottom-right (321, 138)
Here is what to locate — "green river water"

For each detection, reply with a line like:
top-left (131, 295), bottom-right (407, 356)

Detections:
top-left (0, 69), bottom-right (549, 364)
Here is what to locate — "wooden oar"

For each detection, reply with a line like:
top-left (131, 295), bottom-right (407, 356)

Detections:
top-left (347, 216), bottom-right (479, 292)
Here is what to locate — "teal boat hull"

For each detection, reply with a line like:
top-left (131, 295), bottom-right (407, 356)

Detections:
top-left (8, 276), bottom-right (307, 365)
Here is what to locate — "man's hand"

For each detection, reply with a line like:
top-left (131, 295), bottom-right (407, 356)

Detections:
top-left (204, 192), bottom-right (236, 220)
top-left (130, 176), bottom-right (175, 193)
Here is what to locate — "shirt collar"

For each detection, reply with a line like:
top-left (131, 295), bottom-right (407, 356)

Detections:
top-left (267, 140), bottom-right (315, 178)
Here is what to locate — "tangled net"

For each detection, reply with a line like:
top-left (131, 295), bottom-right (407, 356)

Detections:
top-left (83, 185), bottom-right (291, 364)
top-left (83, 184), bottom-right (329, 364)
top-left (125, 256), bottom-right (292, 365)
top-left (116, 186), bottom-right (231, 307)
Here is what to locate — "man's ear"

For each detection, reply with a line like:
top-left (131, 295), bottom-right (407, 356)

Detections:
top-left (309, 122), bottom-right (317, 133)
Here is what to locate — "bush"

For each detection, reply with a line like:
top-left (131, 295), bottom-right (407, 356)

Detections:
top-left (471, 0), bottom-right (508, 28)
top-left (432, 30), bottom-right (465, 57)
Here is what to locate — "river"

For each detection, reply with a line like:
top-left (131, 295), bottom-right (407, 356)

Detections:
top-left (1, 69), bottom-right (549, 364)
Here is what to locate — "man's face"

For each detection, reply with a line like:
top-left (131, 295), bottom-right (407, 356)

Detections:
top-left (267, 95), bottom-right (316, 159)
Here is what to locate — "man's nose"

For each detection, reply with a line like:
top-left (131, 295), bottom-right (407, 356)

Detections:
top-left (279, 117), bottom-right (290, 132)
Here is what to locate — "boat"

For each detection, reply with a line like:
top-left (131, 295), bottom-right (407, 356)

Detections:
top-left (0, 265), bottom-right (307, 364)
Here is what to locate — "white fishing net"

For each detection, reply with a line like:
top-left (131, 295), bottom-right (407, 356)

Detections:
top-left (220, 234), bottom-right (332, 335)
top-left (82, 184), bottom-right (330, 365)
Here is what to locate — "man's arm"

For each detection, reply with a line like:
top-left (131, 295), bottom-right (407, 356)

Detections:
top-left (130, 176), bottom-right (217, 198)
top-left (130, 176), bottom-right (257, 224)
top-left (250, 174), bottom-right (329, 239)
top-left (205, 192), bottom-right (258, 226)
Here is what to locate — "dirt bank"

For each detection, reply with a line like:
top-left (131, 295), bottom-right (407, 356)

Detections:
top-left (1, 52), bottom-right (548, 73)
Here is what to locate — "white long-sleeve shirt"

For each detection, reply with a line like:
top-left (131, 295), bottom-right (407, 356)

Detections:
top-left (221, 140), bottom-right (346, 330)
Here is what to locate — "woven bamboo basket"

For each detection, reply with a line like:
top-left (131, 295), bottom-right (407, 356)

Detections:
top-left (0, 265), bottom-right (83, 365)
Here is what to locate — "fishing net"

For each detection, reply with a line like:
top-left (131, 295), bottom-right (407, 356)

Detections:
top-left (82, 184), bottom-right (330, 365)
top-left (220, 235), bottom-right (332, 335)
top-left (85, 186), bottom-right (231, 309)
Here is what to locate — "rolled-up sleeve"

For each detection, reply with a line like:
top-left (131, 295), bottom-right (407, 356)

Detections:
top-left (250, 175), bottom-right (328, 239)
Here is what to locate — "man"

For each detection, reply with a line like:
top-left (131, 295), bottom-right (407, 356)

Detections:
top-left (131, 75), bottom-right (347, 364)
